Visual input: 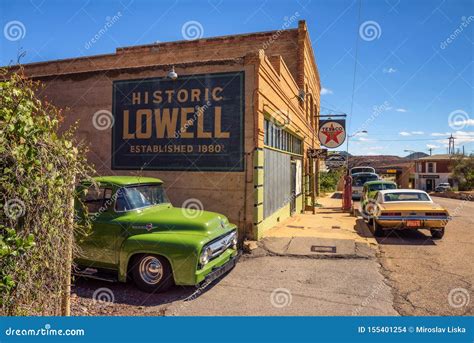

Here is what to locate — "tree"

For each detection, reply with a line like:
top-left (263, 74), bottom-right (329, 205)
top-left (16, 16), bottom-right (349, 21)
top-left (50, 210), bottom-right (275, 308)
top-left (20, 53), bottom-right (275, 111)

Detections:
top-left (451, 154), bottom-right (474, 191)
top-left (0, 69), bottom-right (92, 315)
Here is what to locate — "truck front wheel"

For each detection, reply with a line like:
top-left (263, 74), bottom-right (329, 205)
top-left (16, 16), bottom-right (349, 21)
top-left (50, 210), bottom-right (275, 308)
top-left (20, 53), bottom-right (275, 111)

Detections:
top-left (131, 254), bottom-right (174, 293)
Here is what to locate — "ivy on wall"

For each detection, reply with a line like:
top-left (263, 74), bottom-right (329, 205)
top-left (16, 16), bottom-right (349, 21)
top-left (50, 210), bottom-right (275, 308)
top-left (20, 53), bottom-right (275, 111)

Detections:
top-left (0, 69), bottom-right (93, 315)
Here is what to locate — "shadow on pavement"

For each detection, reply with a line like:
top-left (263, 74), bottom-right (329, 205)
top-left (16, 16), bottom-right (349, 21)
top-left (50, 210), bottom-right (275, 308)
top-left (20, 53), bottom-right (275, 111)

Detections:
top-left (72, 268), bottom-right (233, 307)
top-left (72, 277), bottom-right (193, 307)
top-left (374, 229), bottom-right (436, 246)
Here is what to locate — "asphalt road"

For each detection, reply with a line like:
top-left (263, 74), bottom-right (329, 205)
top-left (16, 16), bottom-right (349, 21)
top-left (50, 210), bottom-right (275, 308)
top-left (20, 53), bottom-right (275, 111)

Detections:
top-left (71, 249), bottom-right (397, 316)
top-left (375, 196), bottom-right (473, 316)
top-left (70, 196), bottom-right (472, 316)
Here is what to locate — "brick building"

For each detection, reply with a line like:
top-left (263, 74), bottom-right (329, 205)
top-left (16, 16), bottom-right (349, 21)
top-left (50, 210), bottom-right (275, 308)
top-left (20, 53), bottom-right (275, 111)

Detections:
top-left (10, 20), bottom-right (321, 240)
top-left (414, 154), bottom-right (456, 191)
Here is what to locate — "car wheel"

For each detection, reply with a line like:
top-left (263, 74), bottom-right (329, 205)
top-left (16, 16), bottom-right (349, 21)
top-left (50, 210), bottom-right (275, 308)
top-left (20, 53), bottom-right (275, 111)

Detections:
top-left (373, 220), bottom-right (386, 237)
top-left (131, 254), bottom-right (174, 293)
top-left (430, 228), bottom-right (445, 239)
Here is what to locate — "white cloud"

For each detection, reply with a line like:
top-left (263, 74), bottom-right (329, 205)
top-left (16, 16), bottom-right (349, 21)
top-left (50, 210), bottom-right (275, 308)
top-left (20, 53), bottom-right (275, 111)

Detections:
top-left (383, 67), bottom-right (397, 74)
top-left (432, 131), bottom-right (474, 145)
top-left (321, 87), bottom-right (333, 95)
top-left (395, 108), bottom-right (407, 112)
top-left (357, 136), bottom-right (373, 142)
top-left (411, 131), bottom-right (424, 135)
top-left (399, 131), bottom-right (411, 136)
top-left (431, 132), bottom-right (450, 137)
top-left (426, 144), bottom-right (439, 149)
top-left (456, 119), bottom-right (474, 127)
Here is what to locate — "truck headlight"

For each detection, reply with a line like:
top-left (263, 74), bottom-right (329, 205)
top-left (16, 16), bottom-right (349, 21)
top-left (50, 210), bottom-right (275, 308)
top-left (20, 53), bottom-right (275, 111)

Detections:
top-left (232, 234), bottom-right (238, 250)
top-left (199, 246), bottom-right (212, 266)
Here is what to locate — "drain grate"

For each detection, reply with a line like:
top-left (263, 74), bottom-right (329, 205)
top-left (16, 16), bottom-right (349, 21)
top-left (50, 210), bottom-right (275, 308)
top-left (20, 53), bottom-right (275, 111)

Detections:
top-left (311, 245), bottom-right (337, 253)
top-left (332, 225), bottom-right (341, 229)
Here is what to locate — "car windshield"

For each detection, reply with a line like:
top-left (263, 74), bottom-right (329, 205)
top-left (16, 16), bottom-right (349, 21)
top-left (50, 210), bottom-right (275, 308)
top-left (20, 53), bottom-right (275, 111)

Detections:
top-left (353, 174), bottom-right (379, 186)
top-left (115, 184), bottom-right (170, 211)
top-left (383, 192), bottom-right (431, 202)
top-left (369, 183), bottom-right (397, 191)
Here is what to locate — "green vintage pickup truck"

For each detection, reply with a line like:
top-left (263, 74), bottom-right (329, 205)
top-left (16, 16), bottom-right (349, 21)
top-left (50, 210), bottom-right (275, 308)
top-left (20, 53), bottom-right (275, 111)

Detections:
top-left (74, 176), bottom-right (239, 293)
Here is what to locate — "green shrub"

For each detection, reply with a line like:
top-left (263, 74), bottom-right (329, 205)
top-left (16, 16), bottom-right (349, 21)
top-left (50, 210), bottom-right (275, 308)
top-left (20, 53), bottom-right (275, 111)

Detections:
top-left (0, 69), bottom-right (92, 315)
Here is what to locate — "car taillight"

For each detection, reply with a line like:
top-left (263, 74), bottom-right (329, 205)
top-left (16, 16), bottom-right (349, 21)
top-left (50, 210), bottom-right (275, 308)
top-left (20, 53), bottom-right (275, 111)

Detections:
top-left (381, 212), bottom-right (402, 216)
top-left (425, 212), bottom-right (445, 216)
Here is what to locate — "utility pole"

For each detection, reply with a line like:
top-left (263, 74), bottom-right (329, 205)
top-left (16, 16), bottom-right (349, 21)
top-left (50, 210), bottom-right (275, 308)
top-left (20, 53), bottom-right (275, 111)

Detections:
top-left (448, 134), bottom-right (455, 155)
top-left (428, 148), bottom-right (433, 156)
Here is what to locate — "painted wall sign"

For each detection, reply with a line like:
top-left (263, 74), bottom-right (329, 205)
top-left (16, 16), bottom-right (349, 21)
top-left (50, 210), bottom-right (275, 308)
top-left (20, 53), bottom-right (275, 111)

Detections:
top-left (112, 72), bottom-right (244, 171)
top-left (318, 119), bottom-right (346, 149)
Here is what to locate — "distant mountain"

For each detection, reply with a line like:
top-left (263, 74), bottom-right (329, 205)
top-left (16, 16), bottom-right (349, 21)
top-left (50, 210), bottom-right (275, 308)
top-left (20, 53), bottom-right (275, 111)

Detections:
top-left (405, 152), bottom-right (429, 160)
top-left (329, 151), bottom-right (351, 157)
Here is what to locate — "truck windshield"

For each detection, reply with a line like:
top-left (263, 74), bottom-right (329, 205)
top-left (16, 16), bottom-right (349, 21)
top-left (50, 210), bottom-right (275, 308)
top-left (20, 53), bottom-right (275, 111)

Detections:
top-left (369, 183), bottom-right (397, 191)
top-left (115, 184), bottom-right (170, 211)
top-left (352, 174), bottom-right (379, 186)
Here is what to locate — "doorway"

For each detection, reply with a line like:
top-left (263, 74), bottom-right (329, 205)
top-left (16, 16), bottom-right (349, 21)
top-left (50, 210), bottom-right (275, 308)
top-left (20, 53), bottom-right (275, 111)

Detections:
top-left (290, 161), bottom-right (296, 215)
top-left (426, 178), bottom-right (435, 192)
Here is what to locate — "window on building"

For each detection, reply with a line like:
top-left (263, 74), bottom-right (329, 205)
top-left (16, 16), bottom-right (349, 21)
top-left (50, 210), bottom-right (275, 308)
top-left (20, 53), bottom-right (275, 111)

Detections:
top-left (428, 162), bottom-right (434, 173)
top-left (264, 118), bottom-right (303, 155)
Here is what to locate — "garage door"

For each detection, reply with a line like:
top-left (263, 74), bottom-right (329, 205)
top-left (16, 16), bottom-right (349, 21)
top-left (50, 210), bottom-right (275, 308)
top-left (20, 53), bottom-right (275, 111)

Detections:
top-left (263, 148), bottom-right (291, 218)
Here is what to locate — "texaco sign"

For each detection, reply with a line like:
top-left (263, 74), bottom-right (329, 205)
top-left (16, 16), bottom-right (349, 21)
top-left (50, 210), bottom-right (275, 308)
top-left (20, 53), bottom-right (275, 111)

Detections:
top-left (318, 119), bottom-right (346, 148)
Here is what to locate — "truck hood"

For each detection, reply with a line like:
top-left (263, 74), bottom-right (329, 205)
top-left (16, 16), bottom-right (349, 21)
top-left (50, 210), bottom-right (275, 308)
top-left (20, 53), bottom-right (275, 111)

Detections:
top-left (117, 204), bottom-right (234, 235)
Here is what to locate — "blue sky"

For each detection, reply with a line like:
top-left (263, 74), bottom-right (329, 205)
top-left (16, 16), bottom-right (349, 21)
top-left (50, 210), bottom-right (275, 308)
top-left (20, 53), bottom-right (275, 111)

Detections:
top-left (1, 0), bottom-right (472, 156)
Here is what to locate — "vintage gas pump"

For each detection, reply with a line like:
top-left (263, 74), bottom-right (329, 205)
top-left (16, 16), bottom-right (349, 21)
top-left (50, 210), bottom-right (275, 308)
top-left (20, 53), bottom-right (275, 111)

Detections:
top-left (342, 174), bottom-right (352, 211)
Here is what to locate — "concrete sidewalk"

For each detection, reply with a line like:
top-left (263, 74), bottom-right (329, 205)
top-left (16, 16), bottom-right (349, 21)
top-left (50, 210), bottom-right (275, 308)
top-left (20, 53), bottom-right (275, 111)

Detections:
top-left (260, 193), bottom-right (377, 258)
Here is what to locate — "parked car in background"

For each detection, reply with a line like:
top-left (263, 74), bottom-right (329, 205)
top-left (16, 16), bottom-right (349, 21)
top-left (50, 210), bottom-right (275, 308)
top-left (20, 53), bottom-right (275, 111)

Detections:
top-left (370, 189), bottom-right (451, 239)
top-left (360, 180), bottom-right (397, 222)
top-left (351, 166), bottom-right (376, 175)
top-left (351, 172), bottom-right (380, 200)
top-left (75, 176), bottom-right (239, 293)
top-left (434, 183), bottom-right (451, 193)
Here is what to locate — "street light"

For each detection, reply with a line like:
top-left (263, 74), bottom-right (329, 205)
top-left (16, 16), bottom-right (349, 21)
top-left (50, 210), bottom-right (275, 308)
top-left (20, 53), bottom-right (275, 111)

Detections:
top-left (349, 130), bottom-right (368, 138)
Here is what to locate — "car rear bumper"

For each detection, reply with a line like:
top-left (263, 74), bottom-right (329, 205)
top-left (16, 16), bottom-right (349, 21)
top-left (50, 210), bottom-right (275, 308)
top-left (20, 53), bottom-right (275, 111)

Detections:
top-left (376, 216), bottom-right (450, 228)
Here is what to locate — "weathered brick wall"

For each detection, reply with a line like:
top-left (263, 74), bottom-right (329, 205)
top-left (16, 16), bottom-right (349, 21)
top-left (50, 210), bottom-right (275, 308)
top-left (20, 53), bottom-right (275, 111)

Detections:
top-left (13, 21), bottom-right (321, 239)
